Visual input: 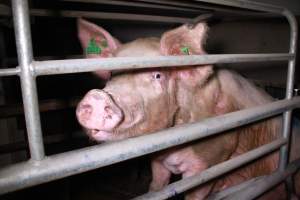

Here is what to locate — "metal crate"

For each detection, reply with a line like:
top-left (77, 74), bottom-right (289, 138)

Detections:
top-left (0, 0), bottom-right (299, 199)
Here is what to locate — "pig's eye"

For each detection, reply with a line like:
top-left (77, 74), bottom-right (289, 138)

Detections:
top-left (153, 73), bottom-right (161, 80)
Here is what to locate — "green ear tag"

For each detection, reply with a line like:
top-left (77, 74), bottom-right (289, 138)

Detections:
top-left (180, 46), bottom-right (190, 55)
top-left (86, 38), bottom-right (102, 55)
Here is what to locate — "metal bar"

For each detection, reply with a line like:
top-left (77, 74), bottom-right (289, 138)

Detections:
top-left (208, 159), bottom-right (300, 200)
top-left (134, 0), bottom-right (272, 17)
top-left (277, 9), bottom-right (299, 197)
top-left (29, 9), bottom-right (194, 24)
top-left (279, 10), bottom-right (298, 171)
top-left (134, 0), bottom-right (220, 9)
top-left (62, 0), bottom-right (203, 13)
top-left (193, 0), bottom-right (284, 13)
top-left (133, 138), bottom-right (287, 200)
top-left (207, 176), bottom-right (267, 200)
top-left (0, 4), bottom-right (275, 20)
top-left (0, 1), bottom-right (275, 18)
top-left (33, 53), bottom-right (293, 76)
top-left (0, 67), bottom-right (20, 77)
top-left (11, 0), bottom-right (45, 160)
top-left (0, 97), bottom-right (299, 194)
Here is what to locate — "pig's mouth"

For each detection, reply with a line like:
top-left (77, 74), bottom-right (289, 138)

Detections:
top-left (77, 89), bottom-right (145, 141)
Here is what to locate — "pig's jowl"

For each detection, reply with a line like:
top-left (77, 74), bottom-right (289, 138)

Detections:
top-left (76, 19), bottom-right (300, 199)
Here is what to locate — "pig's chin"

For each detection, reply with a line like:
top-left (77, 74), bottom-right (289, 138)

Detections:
top-left (88, 129), bottom-right (115, 141)
top-left (89, 119), bottom-right (144, 141)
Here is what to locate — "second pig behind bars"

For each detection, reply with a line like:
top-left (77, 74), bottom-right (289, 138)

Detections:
top-left (76, 19), bottom-right (300, 200)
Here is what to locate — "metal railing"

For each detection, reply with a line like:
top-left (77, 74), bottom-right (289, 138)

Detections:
top-left (0, 0), bottom-right (298, 198)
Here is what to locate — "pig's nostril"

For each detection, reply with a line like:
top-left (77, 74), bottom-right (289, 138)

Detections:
top-left (104, 106), bottom-right (111, 112)
top-left (104, 106), bottom-right (112, 119)
top-left (104, 106), bottom-right (115, 117)
top-left (77, 104), bottom-right (94, 125)
top-left (80, 104), bottom-right (93, 115)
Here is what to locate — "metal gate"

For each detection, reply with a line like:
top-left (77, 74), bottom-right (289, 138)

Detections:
top-left (0, 0), bottom-right (299, 199)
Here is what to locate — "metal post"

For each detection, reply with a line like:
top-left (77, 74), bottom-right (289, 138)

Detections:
top-left (279, 9), bottom-right (298, 197)
top-left (279, 9), bottom-right (298, 171)
top-left (11, 0), bottom-right (45, 160)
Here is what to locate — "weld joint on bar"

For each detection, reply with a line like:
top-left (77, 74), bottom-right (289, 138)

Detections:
top-left (15, 66), bottom-right (21, 76)
top-left (29, 61), bottom-right (37, 77)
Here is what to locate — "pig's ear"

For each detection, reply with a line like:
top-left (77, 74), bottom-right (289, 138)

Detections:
top-left (160, 23), bottom-right (208, 55)
top-left (77, 18), bottom-right (121, 58)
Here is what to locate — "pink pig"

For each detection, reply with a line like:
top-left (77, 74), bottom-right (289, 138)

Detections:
top-left (76, 19), bottom-right (300, 199)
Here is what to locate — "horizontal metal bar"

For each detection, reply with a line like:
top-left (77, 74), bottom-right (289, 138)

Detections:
top-left (207, 176), bottom-right (268, 200)
top-left (30, 9), bottom-right (194, 24)
top-left (63, 0), bottom-right (203, 13)
top-left (208, 158), bottom-right (300, 200)
top-left (0, 8), bottom-right (196, 24)
top-left (0, 97), bottom-right (299, 194)
top-left (193, 0), bottom-right (284, 14)
top-left (0, 3), bottom-right (277, 21)
top-left (0, 67), bottom-right (20, 77)
top-left (134, 0), bottom-right (275, 17)
top-left (33, 53), bottom-right (293, 76)
top-left (133, 138), bottom-right (287, 200)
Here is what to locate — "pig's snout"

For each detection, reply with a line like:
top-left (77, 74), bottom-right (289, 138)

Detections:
top-left (76, 89), bottom-right (123, 132)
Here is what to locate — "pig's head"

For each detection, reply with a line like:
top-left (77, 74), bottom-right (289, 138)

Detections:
top-left (76, 19), bottom-right (213, 141)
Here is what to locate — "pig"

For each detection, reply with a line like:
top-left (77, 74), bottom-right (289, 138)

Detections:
top-left (76, 19), bottom-right (300, 199)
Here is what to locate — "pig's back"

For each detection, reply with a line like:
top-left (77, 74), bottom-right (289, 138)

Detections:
top-left (217, 69), bottom-right (274, 109)
top-left (216, 69), bottom-right (281, 184)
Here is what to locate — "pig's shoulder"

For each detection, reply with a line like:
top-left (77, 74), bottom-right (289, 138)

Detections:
top-left (115, 37), bottom-right (160, 57)
top-left (216, 69), bottom-right (274, 109)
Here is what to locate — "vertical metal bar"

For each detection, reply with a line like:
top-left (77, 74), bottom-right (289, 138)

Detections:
top-left (11, 0), bottom-right (45, 160)
top-left (279, 9), bottom-right (298, 196)
top-left (279, 9), bottom-right (298, 171)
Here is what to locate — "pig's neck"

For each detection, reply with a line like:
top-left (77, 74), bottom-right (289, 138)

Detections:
top-left (174, 68), bottom-right (280, 169)
top-left (174, 68), bottom-right (280, 147)
top-left (174, 74), bottom-right (227, 125)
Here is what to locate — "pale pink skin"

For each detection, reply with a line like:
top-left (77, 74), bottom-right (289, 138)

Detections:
top-left (77, 19), bottom-right (300, 199)
top-left (77, 18), bottom-right (122, 80)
